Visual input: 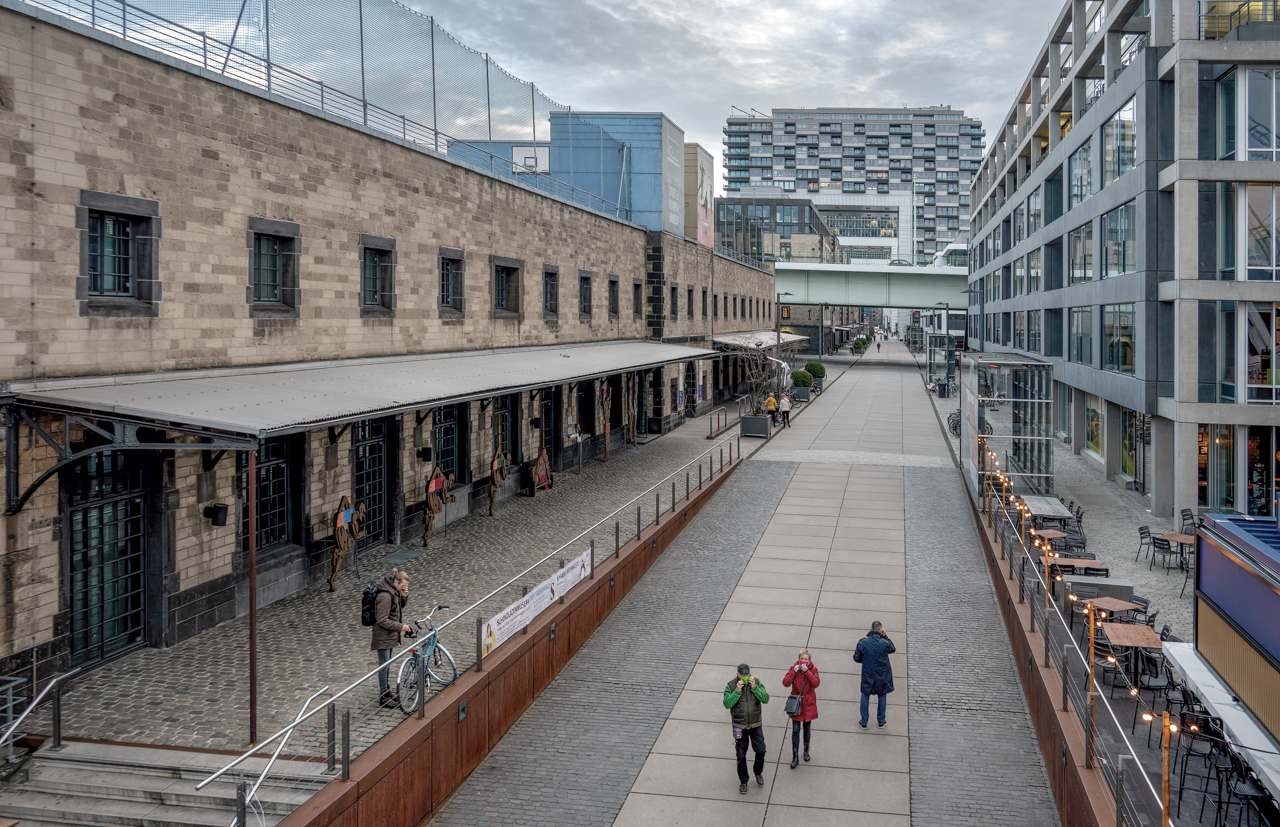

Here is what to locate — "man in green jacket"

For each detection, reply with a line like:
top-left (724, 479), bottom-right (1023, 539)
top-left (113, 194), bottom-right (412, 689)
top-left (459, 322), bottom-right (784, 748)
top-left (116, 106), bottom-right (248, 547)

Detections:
top-left (723, 662), bottom-right (770, 794)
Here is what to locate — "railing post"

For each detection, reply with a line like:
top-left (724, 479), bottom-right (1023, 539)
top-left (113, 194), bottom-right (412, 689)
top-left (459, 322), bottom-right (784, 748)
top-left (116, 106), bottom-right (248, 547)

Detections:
top-left (236, 781), bottom-right (247, 827)
top-left (416, 652), bottom-right (427, 719)
top-left (655, 492), bottom-right (660, 526)
top-left (340, 709), bottom-right (350, 782)
top-left (698, 465), bottom-right (703, 489)
top-left (671, 481), bottom-right (676, 513)
top-left (522, 586), bottom-right (529, 634)
top-left (636, 506), bottom-right (641, 540)
top-left (1019, 555), bottom-right (1026, 603)
top-left (686, 472), bottom-right (690, 500)
top-left (1116, 754), bottom-right (1129, 827)
top-left (615, 521), bottom-right (620, 557)
top-left (325, 704), bottom-right (336, 774)
top-left (589, 540), bottom-right (595, 579)
top-left (719, 448), bottom-right (724, 472)
top-left (1030, 584), bottom-right (1036, 633)
top-left (1085, 692), bottom-right (1095, 769)
top-left (1062, 646), bottom-right (1070, 712)
top-left (475, 615), bottom-right (485, 672)
top-left (559, 559), bottom-right (565, 602)
top-left (50, 681), bottom-right (63, 752)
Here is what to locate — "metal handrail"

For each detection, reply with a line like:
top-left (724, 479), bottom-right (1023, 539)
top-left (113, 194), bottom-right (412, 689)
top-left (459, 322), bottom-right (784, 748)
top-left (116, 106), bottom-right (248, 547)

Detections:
top-left (707, 406), bottom-right (727, 437)
top-left (197, 432), bottom-right (741, 790)
top-left (230, 686), bottom-right (329, 827)
top-left (0, 668), bottom-right (80, 755)
top-left (991, 488), bottom-right (1167, 817)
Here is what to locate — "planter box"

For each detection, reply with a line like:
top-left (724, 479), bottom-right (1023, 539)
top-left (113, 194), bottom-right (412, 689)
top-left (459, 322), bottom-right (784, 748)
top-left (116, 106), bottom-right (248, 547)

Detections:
top-left (812, 376), bottom-right (823, 393)
top-left (740, 415), bottom-right (772, 438)
top-left (789, 387), bottom-right (811, 402)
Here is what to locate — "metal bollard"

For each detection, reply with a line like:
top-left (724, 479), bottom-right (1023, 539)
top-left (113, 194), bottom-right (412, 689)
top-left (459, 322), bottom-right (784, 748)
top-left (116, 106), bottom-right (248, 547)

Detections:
top-left (417, 650), bottom-right (427, 719)
top-left (325, 704), bottom-right (337, 774)
top-left (1062, 646), bottom-right (1070, 712)
top-left (341, 709), bottom-right (351, 781)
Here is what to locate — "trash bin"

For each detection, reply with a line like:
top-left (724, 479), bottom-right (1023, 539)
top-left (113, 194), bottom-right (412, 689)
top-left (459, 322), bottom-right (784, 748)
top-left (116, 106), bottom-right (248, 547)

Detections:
top-left (937, 384), bottom-right (948, 399)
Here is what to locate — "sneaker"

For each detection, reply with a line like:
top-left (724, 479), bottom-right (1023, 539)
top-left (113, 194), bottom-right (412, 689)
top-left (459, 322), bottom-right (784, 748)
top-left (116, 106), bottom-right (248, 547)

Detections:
top-left (755, 773), bottom-right (764, 786)
top-left (878, 721), bottom-right (886, 728)
top-left (859, 722), bottom-right (867, 729)
top-left (379, 692), bottom-right (401, 709)
top-left (739, 782), bottom-right (748, 795)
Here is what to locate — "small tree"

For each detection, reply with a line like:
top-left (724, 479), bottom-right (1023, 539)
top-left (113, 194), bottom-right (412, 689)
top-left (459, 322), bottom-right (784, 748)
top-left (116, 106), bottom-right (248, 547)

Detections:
top-left (726, 346), bottom-right (776, 415)
top-left (804, 361), bottom-right (826, 379)
top-left (792, 369), bottom-right (813, 388)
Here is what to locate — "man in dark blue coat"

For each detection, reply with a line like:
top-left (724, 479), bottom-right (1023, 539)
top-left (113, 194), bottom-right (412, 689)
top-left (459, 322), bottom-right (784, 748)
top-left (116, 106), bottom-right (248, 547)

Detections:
top-left (853, 620), bottom-right (896, 728)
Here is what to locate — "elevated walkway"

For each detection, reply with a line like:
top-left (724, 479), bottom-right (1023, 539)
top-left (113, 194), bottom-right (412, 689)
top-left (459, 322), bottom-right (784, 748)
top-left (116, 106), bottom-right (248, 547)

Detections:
top-left (775, 261), bottom-right (968, 308)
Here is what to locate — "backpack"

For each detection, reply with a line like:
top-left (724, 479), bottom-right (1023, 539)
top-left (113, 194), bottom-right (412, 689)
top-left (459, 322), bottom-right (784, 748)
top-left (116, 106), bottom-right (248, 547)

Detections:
top-left (360, 582), bottom-right (380, 626)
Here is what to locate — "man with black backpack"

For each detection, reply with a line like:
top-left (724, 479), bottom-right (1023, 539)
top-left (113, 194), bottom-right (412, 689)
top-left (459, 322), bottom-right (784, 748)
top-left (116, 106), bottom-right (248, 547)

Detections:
top-left (366, 567), bottom-right (411, 709)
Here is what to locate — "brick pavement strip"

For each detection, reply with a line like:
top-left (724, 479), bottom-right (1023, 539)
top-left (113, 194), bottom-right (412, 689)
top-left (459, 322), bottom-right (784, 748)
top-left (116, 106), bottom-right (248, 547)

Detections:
top-left (904, 466), bottom-right (1059, 827)
top-left (429, 461), bottom-right (797, 827)
top-left (27, 421), bottom-right (747, 756)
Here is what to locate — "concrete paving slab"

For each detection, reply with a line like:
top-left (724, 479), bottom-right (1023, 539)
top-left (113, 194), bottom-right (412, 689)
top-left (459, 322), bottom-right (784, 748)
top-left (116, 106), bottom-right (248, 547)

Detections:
top-left (817, 563), bottom-right (904, 582)
top-left (766, 765), bottom-right (910, 814)
top-left (651, 718), bottom-right (788, 760)
top-left (710, 620), bottom-right (813, 647)
top-left (820, 575), bottom-right (906, 595)
top-left (735, 571), bottom-right (825, 591)
top-left (751, 545), bottom-right (833, 561)
top-left (667, 689), bottom-right (733, 723)
top-left (760, 522), bottom-right (837, 538)
top-left (630, 754), bottom-right (780, 802)
top-left (718, 603), bottom-right (816, 626)
top-left (762, 805), bottom-right (910, 827)
top-left (729, 585), bottom-right (820, 608)
top-left (790, 727), bottom-right (911, 772)
top-left (816, 591), bottom-right (906, 613)
top-left (685, 663), bottom-right (790, 695)
top-left (757, 533), bottom-right (833, 549)
top-left (613, 793), bottom-right (766, 827)
top-left (766, 513), bottom-right (839, 527)
top-left (698, 641), bottom-right (816, 672)
top-left (823, 556), bottom-right (904, 575)
top-left (811, 607), bottom-right (907, 631)
top-left (744, 557), bottom-right (828, 576)
top-left (830, 537), bottom-right (904, 553)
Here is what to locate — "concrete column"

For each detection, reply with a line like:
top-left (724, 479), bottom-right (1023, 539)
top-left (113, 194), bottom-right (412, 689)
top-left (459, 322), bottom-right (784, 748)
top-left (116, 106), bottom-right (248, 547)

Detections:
top-left (1072, 76), bottom-right (1086, 122)
top-left (1031, 75), bottom-right (1044, 122)
top-left (1104, 31), bottom-right (1121, 82)
top-left (1151, 415), bottom-right (1177, 517)
top-left (1104, 400), bottom-right (1125, 480)
top-left (1072, 0), bottom-right (1088, 58)
top-left (1173, 181), bottom-right (1200, 403)
top-left (1050, 42), bottom-right (1063, 94)
top-left (1172, 419), bottom-right (1200, 519)
top-left (1174, 60), bottom-right (1199, 163)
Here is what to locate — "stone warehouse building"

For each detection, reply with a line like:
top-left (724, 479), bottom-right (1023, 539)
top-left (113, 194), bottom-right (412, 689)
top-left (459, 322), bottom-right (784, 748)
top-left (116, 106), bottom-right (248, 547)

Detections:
top-left (0, 4), bottom-right (777, 680)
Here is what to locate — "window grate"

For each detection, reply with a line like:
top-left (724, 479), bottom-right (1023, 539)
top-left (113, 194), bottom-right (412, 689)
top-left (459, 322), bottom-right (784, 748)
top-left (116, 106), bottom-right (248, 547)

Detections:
top-left (88, 213), bottom-right (134, 296)
top-left (353, 420), bottom-right (388, 550)
top-left (253, 234), bottom-right (282, 302)
top-left (362, 248), bottom-right (391, 306)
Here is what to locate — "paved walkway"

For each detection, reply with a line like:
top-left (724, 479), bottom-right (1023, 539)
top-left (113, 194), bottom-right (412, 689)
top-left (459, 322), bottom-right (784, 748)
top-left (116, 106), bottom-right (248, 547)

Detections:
top-left (434, 341), bottom-right (1059, 826)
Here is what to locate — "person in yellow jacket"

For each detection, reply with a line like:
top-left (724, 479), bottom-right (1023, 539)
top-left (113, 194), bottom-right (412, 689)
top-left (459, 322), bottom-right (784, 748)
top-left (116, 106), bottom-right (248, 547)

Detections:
top-left (765, 394), bottom-right (778, 426)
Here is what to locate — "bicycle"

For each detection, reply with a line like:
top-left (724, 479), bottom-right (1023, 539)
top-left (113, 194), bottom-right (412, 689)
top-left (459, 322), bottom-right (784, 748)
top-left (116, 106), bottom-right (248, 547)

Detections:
top-left (396, 604), bottom-right (458, 714)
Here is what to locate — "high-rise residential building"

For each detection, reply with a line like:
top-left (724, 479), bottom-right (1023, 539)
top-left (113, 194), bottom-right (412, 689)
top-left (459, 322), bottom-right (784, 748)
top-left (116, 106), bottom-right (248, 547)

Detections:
top-left (966, 0), bottom-right (1280, 522)
top-left (721, 107), bottom-right (985, 262)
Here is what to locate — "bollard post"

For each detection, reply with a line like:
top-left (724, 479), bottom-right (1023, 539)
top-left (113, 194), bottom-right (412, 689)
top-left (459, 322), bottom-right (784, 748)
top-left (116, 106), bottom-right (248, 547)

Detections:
top-left (417, 650), bottom-right (427, 719)
top-left (50, 681), bottom-right (63, 751)
top-left (325, 704), bottom-right (336, 774)
top-left (341, 709), bottom-right (351, 781)
top-left (615, 521), bottom-right (620, 557)
top-left (475, 616), bottom-right (484, 672)
top-left (1062, 646), bottom-right (1071, 712)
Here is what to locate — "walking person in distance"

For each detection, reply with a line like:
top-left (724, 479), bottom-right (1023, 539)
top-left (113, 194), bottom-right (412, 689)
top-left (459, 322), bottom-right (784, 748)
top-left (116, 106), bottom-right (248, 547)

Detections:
top-left (778, 393), bottom-right (793, 428)
top-left (372, 567), bottom-right (412, 709)
top-left (853, 620), bottom-right (895, 728)
top-left (765, 393), bottom-right (778, 427)
top-left (723, 663), bottom-right (770, 794)
top-left (782, 649), bottom-right (820, 768)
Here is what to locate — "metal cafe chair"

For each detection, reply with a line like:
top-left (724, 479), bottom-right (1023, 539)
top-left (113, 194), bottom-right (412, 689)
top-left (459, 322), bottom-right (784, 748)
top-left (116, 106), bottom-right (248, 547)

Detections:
top-left (1150, 536), bottom-right (1180, 574)
top-left (1135, 525), bottom-right (1153, 562)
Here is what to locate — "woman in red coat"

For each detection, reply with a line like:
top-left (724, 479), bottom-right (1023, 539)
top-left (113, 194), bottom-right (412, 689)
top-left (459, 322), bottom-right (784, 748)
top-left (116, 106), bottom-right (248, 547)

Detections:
top-left (782, 648), bottom-right (820, 768)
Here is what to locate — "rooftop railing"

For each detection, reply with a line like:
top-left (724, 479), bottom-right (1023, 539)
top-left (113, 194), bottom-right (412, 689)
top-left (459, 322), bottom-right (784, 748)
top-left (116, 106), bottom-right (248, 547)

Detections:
top-left (1201, 0), bottom-right (1280, 39)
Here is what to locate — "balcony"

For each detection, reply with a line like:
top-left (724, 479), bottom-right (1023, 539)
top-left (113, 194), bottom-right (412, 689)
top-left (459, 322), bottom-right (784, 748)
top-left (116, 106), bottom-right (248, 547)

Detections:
top-left (1201, 0), bottom-right (1280, 39)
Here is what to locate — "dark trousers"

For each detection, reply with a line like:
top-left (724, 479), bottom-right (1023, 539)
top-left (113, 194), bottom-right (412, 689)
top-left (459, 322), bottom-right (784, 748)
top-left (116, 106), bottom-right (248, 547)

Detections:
top-left (781, 411), bottom-right (791, 427)
top-left (734, 726), bottom-right (766, 782)
top-left (377, 648), bottom-right (393, 694)
top-left (791, 719), bottom-right (811, 755)
top-left (860, 692), bottom-right (887, 727)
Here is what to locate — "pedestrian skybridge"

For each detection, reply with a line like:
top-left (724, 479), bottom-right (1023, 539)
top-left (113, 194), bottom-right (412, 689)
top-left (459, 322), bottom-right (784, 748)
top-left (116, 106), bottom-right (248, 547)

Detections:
top-left (775, 262), bottom-right (969, 308)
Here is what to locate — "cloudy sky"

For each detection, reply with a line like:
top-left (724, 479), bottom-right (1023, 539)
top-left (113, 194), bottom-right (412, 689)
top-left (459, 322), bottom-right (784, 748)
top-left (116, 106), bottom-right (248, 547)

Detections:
top-left (406, 0), bottom-right (1061, 194)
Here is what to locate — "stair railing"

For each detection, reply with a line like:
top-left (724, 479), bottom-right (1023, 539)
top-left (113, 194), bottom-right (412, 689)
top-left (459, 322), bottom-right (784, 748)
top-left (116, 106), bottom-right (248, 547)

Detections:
top-left (1, 668), bottom-right (81, 762)
top-left (231, 685), bottom-right (330, 827)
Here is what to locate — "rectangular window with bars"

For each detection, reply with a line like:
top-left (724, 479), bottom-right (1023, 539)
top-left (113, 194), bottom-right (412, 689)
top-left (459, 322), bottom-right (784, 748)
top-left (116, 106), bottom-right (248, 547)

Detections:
top-left (362, 248), bottom-right (392, 307)
top-left (87, 212), bottom-right (134, 296)
top-left (434, 407), bottom-right (460, 481)
top-left (579, 275), bottom-right (592, 317)
top-left (494, 264), bottom-right (517, 311)
top-left (609, 278), bottom-right (619, 318)
top-left (543, 268), bottom-right (559, 314)
top-left (492, 395), bottom-right (513, 455)
top-left (252, 234), bottom-right (283, 302)
top-left (439, 256), bottom-right (464, 312)
top-left (242, 436), bottom-right (293, 551)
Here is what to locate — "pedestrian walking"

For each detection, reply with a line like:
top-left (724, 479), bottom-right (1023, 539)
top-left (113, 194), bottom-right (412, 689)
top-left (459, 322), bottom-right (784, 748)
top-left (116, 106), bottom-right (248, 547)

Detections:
top-left (372, 567), bottom-right (412, 709)
top-left (782, 649), bottom-right (820, 768)
top-left (764, 393), bottom-right (778, 426)
top-left (723, 663), bottom-right (770, 794)
top-left (876, 341), bottom-right (881, 353)
top-left (853, 620), bottom-right (895, 728)
top-left (779, 393), bottom-right (792, 428)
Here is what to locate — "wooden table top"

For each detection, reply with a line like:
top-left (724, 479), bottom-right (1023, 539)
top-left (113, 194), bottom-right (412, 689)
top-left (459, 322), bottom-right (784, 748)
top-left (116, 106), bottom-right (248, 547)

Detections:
top-left (1023, 496), bottom-right (1075, 519)
top-left (1032, 528), bottom-right (1068, 539)
top-left (1100, 623), bottom-right (1163, 649)
top-left (1092, 597), bottom-right (1141, 614)
top-left (1161, 533), bottom-right (1195, 545)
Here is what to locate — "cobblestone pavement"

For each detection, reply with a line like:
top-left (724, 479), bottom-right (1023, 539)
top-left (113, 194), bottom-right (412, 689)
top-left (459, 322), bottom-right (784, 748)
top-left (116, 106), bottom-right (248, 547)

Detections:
top-left (31, 413), bottom-right (759, 757)
top-left (930, 385), bottom-right (1193, 642)
top-left (430, 462), bottom-right (797, 827)
top-left (905, 466), bottom-right (1059, 827)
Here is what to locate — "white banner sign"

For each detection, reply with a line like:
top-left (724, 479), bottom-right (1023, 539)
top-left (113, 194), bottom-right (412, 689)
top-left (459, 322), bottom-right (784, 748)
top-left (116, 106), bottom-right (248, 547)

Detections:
top-left (481, 546), bottom-right (593, 657)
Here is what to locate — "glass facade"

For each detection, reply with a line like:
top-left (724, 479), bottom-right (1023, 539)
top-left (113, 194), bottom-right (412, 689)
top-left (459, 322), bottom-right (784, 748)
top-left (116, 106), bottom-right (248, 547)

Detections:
top-left (1069, 306), bottom-right (1092, 364)
top-left (1102, 303), bottom-right (1136, 374)
top-left (1102, 202), bottom-right (1136, 277)
top-left (960, 354), bottom-right (1054, 496)
top-left (1069, 138), bottom-right (1093, 208)
top-left (1069, 223), bottom-right (1093, 284)
top-left (1101, 98), bottom-right (1136, 187)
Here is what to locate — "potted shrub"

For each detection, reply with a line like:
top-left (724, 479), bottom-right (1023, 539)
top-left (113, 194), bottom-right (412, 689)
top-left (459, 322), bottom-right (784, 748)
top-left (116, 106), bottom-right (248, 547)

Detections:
top-left (790, 369), bottom-right (813, 401)
top-left (731, 347), bottom-right (774, 437)
top-left (852, 336), bottom-right (867, 354)
top-left (805, 361), bottom-right (826, 392)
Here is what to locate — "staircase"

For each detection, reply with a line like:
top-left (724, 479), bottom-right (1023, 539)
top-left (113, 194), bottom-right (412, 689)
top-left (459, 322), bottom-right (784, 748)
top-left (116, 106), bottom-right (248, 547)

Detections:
top-left (0, 741), bottom-right (331, 827)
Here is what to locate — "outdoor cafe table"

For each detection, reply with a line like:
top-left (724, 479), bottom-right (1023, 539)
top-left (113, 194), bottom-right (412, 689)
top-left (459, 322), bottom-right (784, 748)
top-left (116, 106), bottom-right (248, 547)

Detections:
top-left (1098, 622), bottom-right (1162, 683)
top-left (1165, 642), bottom-right (1280, 805)
top-left (1061, 575), bottom-right (1134, 603)
top-left (1031, 528), bottom-right (1068, 551)
top-left (1091, 596), bottom-right (1142, 620)
top-left (1160, 532), bottom-right (1195, 569)
top-left (1023, 496), bottom-right (1075, 525)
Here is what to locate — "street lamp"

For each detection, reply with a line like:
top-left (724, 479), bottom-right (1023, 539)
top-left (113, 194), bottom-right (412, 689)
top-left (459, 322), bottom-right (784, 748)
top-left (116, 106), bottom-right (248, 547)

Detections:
top-left (776, 291), bottom-right (793, 392)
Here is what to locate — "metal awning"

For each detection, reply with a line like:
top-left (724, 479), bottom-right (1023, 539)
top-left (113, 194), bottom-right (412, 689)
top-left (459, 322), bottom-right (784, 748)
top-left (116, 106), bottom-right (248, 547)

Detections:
top-left (8, 341), bottom-right (715, 437)
top-left (712, 331), bottom-right (809, 350)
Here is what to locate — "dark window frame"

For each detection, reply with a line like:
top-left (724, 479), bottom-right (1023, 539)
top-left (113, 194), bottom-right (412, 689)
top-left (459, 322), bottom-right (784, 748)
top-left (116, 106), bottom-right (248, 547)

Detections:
top-left (246, 217), bottom-right (301, 319)
top-left (542, 265), bottom-right (559, 318)
top-left (578, 271), bottom-right (593, 320)
top-left (633, 278), bottom-right (643, 319)
top-left (491, 255), bottom-right (523, 318)
top-left (702, 288), bottom-right (708, 320)
top-left (358, 234), bottom-right (396, 317)
top-left (438, 247), bottom-right (466, 319)
top-left (76, 191), bottom-right (161, 318)
top-left (608, 274), bottom-right (620, 319)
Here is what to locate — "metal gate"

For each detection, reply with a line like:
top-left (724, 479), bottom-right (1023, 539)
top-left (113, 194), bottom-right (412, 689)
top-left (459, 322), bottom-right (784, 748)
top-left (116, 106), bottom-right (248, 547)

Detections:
top-left (352, 420), bottom-right (388, 550)
top-left (684, 362), bottom-right (698, 417)
top-left (66, 451), bottom-right (147, 667)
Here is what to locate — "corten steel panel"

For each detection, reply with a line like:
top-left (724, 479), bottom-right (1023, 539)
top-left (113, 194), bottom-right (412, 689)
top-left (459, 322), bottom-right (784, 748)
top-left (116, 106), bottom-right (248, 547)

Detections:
top-left (456, 685), bottom-right (489, 779)
top-left (487, 651), bottom-right (534, 746)
top-left (430, 716), bottom-right (461, 810)
top-left (531, 635), bottom-right (553, 696)
top-left (356, 740), bottom-right (432, 827)
top-left (1198, 598), bottom-right (1280, 743)
top-left (273, 775), bottom-right (359, 827)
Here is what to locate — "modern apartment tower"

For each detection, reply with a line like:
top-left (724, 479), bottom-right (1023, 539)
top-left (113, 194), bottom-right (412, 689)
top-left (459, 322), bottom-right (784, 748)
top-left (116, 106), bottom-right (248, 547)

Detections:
top-left (722, 107), bottom-right (985, 262)
top-left (967, 0), bottom-right (1280, 519)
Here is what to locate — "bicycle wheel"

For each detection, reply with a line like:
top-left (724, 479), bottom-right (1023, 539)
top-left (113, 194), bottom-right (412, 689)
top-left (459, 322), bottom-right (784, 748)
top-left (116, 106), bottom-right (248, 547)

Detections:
top-left (428, 644), bottom-right (458, 687)
top-left (396, 655), bottom-right (421, 714)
